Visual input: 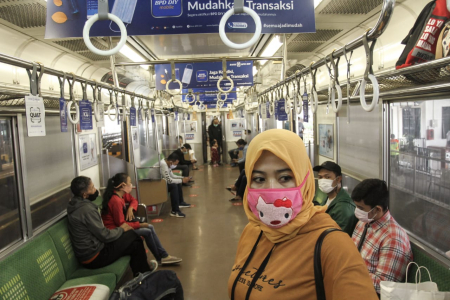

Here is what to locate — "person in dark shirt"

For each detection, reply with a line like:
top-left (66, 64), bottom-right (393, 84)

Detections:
top-left (170, 146), bottom-right (194, 186)
top-left (208, 118), bottom-right (223, 163)
top-left (67, 176), bottom-right (156, 276)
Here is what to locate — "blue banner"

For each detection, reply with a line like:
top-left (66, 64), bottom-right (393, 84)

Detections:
top-left (182, 88), bottom-right (237, 103)
top-left (130, 107), bottom-right (136, 126)
top-left (266, 102), bottom-right (270, 119)
top-left (277, 99), bottom-right (288, 121)
top-left (79, 99), bottom-right (93, 130)
top-left (157, 61), bottom-right (252, 90)
top-left (45, 0), bottom-right (315, 39)
top-left (151, 109), bottom-right (155, 123)
top-left (59, 98), bottom-right (68, 132)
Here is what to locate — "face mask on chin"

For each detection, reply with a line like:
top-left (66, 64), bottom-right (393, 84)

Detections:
top-left (170, 165), bottom-right (177, 169)
top-left (354, 207), bottom-right (376, 223)
top-left (213, 124), bottom-right (218, 127)
top-left (318, 178), bottom-right (336, 194)
top-left (87, 190), bottom-right (99, 201)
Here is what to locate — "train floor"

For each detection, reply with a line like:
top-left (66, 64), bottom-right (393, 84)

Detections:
top-left (141, 163), bottom-right (247, 299)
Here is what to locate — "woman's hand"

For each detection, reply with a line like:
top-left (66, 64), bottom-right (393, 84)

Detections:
top-left (140, 222), bottom-right (149, 228)
top-left (126, 206), bottom-right (135, 221)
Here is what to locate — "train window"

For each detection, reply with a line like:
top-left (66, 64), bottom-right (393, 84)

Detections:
top-left (102, 115), bottom-right (123, 159)
top-left (22, 116), bottom-right (75, 230)
top-left (389, 100), bottom-right (450, 258)
top-left (0, 118), bottom-right (22, 251)
top-left (338, 104), bottom-right (381, 179)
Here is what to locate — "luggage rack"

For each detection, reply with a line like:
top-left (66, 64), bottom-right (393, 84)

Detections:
top-left (316, 56), bottom-right (450, 102)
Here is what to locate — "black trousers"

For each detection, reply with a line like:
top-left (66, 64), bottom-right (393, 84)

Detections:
top-left (168, 183), bottom-right (184, 213)
top-left (174, 164), bottom-right (189, 177)
top-left (235, 169), bottom-right (247, 198)
top-left (84, 230), bottom-right (151, 276)
top-left (228, 148), bottom-right (239, 160)
top-left (238, 161), bottom-right (245, 173)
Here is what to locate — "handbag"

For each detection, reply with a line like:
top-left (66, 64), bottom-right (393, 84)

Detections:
top-left (314, 228), bottom-right (342, 300)
top-left (109, 270), bottom-right (183, 300)
top-left (380, 262), bottom-right (450, 300)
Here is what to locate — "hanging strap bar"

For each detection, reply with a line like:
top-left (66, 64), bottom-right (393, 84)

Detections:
top-left (98, 0), bottom-right (108, 20)
top-left (234, 0), bottom-right (244, 13)
top-left (343, 45), bottom-right (353, 123)
top-left (58, 73), bottom-right (67, 99)
top-left (80, 80), bottom-right (88, 100)
top-left (26, 63), bottom-right (44, 96)
top-left (257, 0), bottom-right (395, 97)
top-left (170, 61), bottom-right (176, 81)
top-left (222, 58), bottom-right (228, 80)
top-left (68, 73), bottom-right (76, 101)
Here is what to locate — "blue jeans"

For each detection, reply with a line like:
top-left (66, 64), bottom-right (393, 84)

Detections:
top-left (134, 224), bottom-right (168, 263)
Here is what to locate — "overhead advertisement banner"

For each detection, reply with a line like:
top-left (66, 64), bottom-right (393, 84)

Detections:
top-left (182, 88), bottom-right (237, 103)
top-left (45, 0), bottom-right (315, 39)
top-left (156, 61), bottom-right (252, 90)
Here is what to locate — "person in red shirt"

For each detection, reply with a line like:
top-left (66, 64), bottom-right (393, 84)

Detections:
top-left (351, 179), bottom-right (413, 295)
top-left (102, 173), bottom-right (182, 266)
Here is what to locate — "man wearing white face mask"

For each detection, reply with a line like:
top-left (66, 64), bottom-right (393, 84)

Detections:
top-left (351, 179), bottom-right (412, 296)
top-left (313, 161), bottom-right (358, 236)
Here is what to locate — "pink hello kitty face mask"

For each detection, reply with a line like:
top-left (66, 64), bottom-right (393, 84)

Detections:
top-left (247, 171), bottom-right (310, 228)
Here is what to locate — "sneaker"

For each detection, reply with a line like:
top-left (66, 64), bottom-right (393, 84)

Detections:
top-left (170, 211), bottom-right (186, 218)
top-left (161, 255), bottom-right (183, 265)
top-left (230, 163), bottom-right (236, 167)
top-left (148, 259), bottom-right (158, 272)
top-left (179, 202), bottom-right (191, 208)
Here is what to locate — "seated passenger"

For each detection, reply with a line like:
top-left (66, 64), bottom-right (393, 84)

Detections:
top-left (183, 143), bottom-right (198, 170)
top-left (352, 179), bottom-right (413, 295)
top-left (228, 129), bottom-right (378, 299)
top-left (101, 173), bottom-right (182, 266)
top-left (160, 154), bottom-right (191, 218)
top-left (171, 146), bottom-right (195, 184)
top-left (67, 176), bottom-right (157, 276)
top-left (227, 169), bottom-right (246, 202)
top-left (228, 139), bottom-right (246, 167)
top-left (313, 161), bottom-right (358, 236)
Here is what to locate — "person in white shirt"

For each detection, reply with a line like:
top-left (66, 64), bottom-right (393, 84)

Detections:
top-left (183, 143), bottom-right (198, 170)
top-left (159, 154), bottom-right (191, 218)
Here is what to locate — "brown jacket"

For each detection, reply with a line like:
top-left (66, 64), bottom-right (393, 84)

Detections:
top-left (228, 213), bottom-right (378, 300)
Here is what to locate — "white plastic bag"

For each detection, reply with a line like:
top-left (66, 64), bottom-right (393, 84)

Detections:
top-left (381, 262), bottom-right (450, 300)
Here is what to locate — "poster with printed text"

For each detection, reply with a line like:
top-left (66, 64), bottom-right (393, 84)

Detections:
top-left (79, 133), bottom-right (98, 171)
top-left (25, 94), bottom-right (46, 137)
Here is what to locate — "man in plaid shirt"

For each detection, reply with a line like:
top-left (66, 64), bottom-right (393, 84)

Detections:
top-left (351, 179), bottom-right (413, 295)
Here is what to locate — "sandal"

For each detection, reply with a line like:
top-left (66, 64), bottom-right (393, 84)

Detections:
top-left (226, 187), bottom-right (236, 196)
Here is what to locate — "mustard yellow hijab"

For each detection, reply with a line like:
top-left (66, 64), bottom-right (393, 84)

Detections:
top-left (243, 129), bottom-right (327, 244)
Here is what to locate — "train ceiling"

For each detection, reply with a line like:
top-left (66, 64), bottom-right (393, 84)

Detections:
top-left (0, 0), bottom-right (394, 88)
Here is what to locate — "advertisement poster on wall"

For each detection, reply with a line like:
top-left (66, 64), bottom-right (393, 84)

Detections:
top-left (158, 62), bottom-right (253, 90)
top-left (318, 124), bottom-right (334, 159)
top-left (45, 0), bottom-right (315, 39)
top-left (185, 121), bottom-right (197, 133)
top-left (25, 95), bottom-right (46, 137)
top-left (79, 99), bottom-right (93, 130)
top-left (186, 133), bottom-right (195, 140)
top-left (79, 134), bottom-right (97, 170)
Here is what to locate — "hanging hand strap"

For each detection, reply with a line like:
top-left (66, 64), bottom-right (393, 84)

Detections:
top-left (58, 73), bottom-right (67, 99)
top-left (26, 63), bottom-right (45, 96)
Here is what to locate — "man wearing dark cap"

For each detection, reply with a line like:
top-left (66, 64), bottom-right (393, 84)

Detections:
top-left (313, 161), bottom-right (358, 236)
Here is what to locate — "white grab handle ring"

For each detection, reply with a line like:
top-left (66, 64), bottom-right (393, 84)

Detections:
top-left (66, 101), bottom-right (80, 124)
top-left (284, 97), bottom-right (292, 114)
top-left (166, 79), bottom-right (182, 95)
top-left (93, 102), bottom-right (101, 122)
top-left (107, 104), bottom-right (118, 121)
top-left (219, 7), bottom-right (262, 50)
top-left (297, 96), bottom-right (303, 115)
top-left (217, 92), bottom-right (228, 101)
top-left (331, 85), bottom-right (343, 113)
top-left (360, 74), bottom-right (379, 112)
top-left (83, 14), bottom-right (127, 56)
top-left (311, 90), bottom-right (318, 114)
top-left (217, 77), bottom-right (234, 93)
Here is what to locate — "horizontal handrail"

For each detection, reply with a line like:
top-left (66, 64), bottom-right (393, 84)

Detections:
top-left (257, 0), bottom-right (396, 96)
